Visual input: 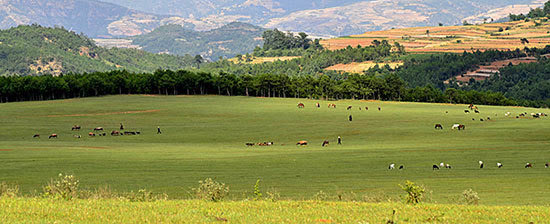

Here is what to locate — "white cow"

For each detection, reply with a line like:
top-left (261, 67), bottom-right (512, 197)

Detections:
top-left (451, 124), bottom-right (460, 130)
top-left (389, 164), bottom-right (395, 170)
top-left (497, 162), bottom-right (503, 168)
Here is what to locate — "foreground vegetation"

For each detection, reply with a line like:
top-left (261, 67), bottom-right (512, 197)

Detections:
top-left (1, 95), bottom-right (549, 205)
top-left (1, 197), bottom-right (549, 223)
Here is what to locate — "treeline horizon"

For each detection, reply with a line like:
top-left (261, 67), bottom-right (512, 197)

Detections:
top-left (0, 69), bottom-right (532, 107)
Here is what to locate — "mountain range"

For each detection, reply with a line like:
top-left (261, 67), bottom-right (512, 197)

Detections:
top-left (0, 0), bottom-right (546, 38)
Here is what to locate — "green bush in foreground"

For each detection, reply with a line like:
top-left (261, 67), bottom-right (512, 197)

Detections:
top-left (0, 182), bottom-right (19, 198)
top-left (400, 180), bottom-right (425, 204)
top-left (463, 189), bottom-right (480, 205)
top-left (42, 173), bottom-right (79, 200)
top-left (193, 178), bottom-right (229, 202)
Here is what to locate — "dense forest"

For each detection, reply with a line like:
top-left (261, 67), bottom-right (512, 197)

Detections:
top-left (131, 22), bottom-right (265, 61)
top-left (0, 69), bottom-right (516, 107)
top-left (0, 25), bottom-right (194, 76)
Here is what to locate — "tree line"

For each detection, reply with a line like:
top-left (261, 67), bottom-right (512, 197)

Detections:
top-left (0, 69), bottom-right (519, 107)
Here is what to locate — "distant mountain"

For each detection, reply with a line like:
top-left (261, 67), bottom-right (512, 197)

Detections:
top-left (102, 0), bottom-right (545, 37)
top-left (130, 22), bottom-right (264, 60)
top-left (0, 0), bottom-right (545, 38)
top-left (0, 25), bottom-right (193, 76)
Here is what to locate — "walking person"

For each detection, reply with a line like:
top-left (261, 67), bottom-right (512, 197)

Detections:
top-left (157, 126), bottom-right (162, 134)
top-left (338, 136), bottom-right (342, 145)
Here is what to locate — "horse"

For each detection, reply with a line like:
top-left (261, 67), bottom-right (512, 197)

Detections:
top-left (322, 140), bottom-right (329, 147)
top-left (296, 141), bottom-right (308, 146)
top-left (48, 134), bottom-right (58, 139)
top-left (94, 127), bottom-right (104, 131)
top-left (297, 103), bottom-right (305, 108)
top-left (434, 124), bottom-right (443, 130)
top-left (72, 125), bottom-right (81, 131)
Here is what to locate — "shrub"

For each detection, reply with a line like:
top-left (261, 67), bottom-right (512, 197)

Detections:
top-left (124, 189), bottom-right (166, 202)
top-left (399, 180), bottom-right (425, 204)
top-left (265, 188), bottom-right (281, 202)
top-left (0, 182), bottom-right (19, 198)
top-left (253, 179), bottom-right (262, 200)
top-left (462, 189), bottom-right (480, 205)
top-left (43, 173), bottom-right (79, 200)
top-left (313, 190), bottom-right (328, 201)
top-left (193, 178), bottom-right (229, 202)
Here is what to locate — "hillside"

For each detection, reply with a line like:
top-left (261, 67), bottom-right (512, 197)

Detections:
top-left (322, 19), bottom-right (550, 52)
top-left (2, 198), bottom-right (550, 223)
top-left (0, 25), bottom-right (193, 76)
top-left (130, 22), bottom-right (265, 60)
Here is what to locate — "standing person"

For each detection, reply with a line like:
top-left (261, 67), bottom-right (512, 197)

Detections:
top-left (349, 115), bottom-right (353, 122)
top-left (338, 136), bottom-right (342, 145)
top-left (120, 123), bottom-right (124, 130)
top-left (157, 126), bottom-right (162, 134)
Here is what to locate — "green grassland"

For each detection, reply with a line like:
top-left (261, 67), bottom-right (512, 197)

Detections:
top-left (1, 95), bottom-right (550, 205)
top-left (1, 198), bottom-right (550, 223)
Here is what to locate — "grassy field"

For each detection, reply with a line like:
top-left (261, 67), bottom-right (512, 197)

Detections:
top-left (322, 19), bottom-right (550, 52)
top-left (1, 95), bottom-right (550, 205)
top-left (1, 198), bottom-right (550, 223)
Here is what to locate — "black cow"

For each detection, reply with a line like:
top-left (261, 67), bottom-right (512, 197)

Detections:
top-left (433, 165), bottom-right (440, 170)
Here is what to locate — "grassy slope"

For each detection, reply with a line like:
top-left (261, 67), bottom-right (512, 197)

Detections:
top-left (0, 96), bottom-right (550, 205)
top-left (321, 19), bottom-right (550, 52)
top-left (1, 198), bottom-right (549, 223)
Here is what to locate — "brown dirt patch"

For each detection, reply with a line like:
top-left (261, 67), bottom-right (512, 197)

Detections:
top-left (43, 109), bottom-right (161, 118)
top-left (0, 149), bottom-right (13, 151)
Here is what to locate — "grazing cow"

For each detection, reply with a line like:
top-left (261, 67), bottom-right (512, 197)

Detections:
top-left (497, 162), bottom-right (503, 168)
top-left (525, 163), bottom-right (533, 168)
top-left (472, 118), bottom-right (475, 121)
top-left (433, 165), bottom-right (440, 170)
top-left (297, 103), bottom-right (305, 108)
top-left (434, 124), bottom-right (443, 130)
top-left (389, 164), bottom-right (395, 170)
top-left (33, 134), bottom-right (40, 138)
top-left (475, 110), bottom-right (480, 114)
top-left (322, 140), bottom-right (329, 147)
top-left (399, 165), bottom-right (404, 170)
top-left (48, 134), bottom-right (58, 139)
top-left (378, 107), bottom-right (381, 111)
top-left (72, 125), bottom-right (81, 131)
top-left (88, 132), bottom-right (95, 137)
top-left (245, 143), bottom-right (255, 146)
top-left (545, 163), bottom-right (549, 168)
top-left (505, 112), bottom-right (511, 116)
top-left (296, 141), bottom-right (308, 146)
top-left (480, 119), bottom-right (484, 122)
top-left (94, 127), bottom-right (104, 131)
top-left (440, 162), bottom-right (445, 168)
top-left (452, 124), bottom-right (460, 130)
top-left (124, 131), bottom-right (137, 135)
top-left (445, 164), bottom-right (452, 169)
top-left (479, 161), bottom-right (484, 169)
top-left (120, 123), bottom-right (124, 130)
top-left (365, 107), bottom-right (369, 110)
top-left (328, 103), bottom-right (336, 108)
top-left (111, 130), bottom-right (120, 136)
top-left (347, 106), bottom-right (352, 110)
top-left (464, 110), bottom-right (470, 113)
top-left (73, 135), bottom-right (81, 138)
top-left (458, 125), bottom-right (466, 130)
top-left (316, 103), bottom-right (320, 108)
top-left (487, 117), bottom-right (491, 121)
top-left (101, 133), bottom-right (106, 136)
top-left (359, 107), bottom-right (361, 110)
top-left (533, 114), bottom-right (540, 118)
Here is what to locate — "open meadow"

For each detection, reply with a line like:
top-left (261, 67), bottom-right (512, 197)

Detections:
top-left (1, 95), bottom-right (550, 205)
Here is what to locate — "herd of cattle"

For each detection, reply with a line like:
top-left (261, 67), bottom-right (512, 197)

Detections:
top-left (388, 161), bottom-right (550, 170)
top-left (34, 123), bottom-right (141, 139)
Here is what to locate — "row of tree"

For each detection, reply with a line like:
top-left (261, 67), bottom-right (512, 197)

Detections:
top-left (0, 69), bottom-right (520, 107)
top-left (509, 0), bottom-right (550, 21)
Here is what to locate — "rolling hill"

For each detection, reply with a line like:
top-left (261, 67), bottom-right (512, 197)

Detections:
top-left (0, 25), bottom-right (193, 76)
top-left (129, 22), bottom-right (265, 60)
top-left (322, 19), bottom-right (550, 53)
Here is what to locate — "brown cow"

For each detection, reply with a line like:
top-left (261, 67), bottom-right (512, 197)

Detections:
top-left (297, 103), bottom-right (305, 108)
top-left (296, 141), bottom-right (308, 146)
top-left (525, 163), bottom-right (533, 168)
top-left (94, 127), bottom-right (104, 131)
top-left (33, 134), bottom-right (40, 138)
top-left (322, 140), bottom-right (329, 147)
top-left (111, 130), bottom-right (120, 136)
top-left (48, 134), bottom-right (58, 139)
top-left (458, 124), bottom-right (466, 130)
top-left (88, 132), bottom-right (96, 137)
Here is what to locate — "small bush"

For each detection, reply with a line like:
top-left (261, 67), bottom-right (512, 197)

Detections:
top-left (462, 189), bottom-right (480, 205)
top-left (124, 189), bottom-right (165, 202)
top-left (399, 180), bottom-right (425, 204)
top-left (313, 190), bottom-right (328, 201)
top-left (0, 182), bottom-right (19, 198)
top-left (253, 179), bottom-right (262, 200)
top-left (265, 188), bottom-right (281, 202)
top-left (43, 173), bottom-right (79, 200)
top-left (193, 178), bottom-right (229, 202)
